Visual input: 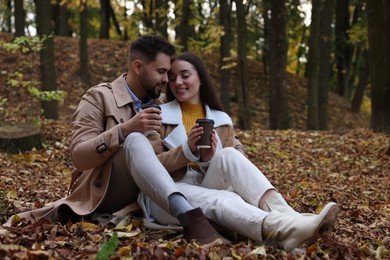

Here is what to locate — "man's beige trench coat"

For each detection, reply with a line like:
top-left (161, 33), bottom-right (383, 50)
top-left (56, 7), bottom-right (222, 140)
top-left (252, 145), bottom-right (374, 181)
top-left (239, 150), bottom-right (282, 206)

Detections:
top-left (5, 74), bottom-right (149, 226)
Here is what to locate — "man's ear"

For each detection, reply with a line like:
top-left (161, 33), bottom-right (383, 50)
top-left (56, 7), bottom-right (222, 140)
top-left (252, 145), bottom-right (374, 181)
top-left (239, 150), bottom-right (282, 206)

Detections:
top-left (133, 60), bottom-right (143, 75)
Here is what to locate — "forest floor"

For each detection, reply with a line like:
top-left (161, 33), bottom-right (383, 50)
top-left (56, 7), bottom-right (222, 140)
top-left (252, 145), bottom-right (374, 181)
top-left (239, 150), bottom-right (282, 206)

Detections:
top-left (0, 33), bottom-right (388, 259)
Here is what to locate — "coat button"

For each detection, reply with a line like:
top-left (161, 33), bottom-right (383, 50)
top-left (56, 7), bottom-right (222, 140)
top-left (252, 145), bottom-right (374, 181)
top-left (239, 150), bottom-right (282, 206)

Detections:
top-left (120, 118), bottom-right (124, 123)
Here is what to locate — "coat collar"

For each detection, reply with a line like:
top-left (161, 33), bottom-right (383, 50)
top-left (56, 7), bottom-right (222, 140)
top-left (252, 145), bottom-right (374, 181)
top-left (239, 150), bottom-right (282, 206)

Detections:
top-left (111, 74), bottom-right (133, 108)
top-left (160, 100), bottom-right (232, 149)
top-left (160, 100), bottom-right (233, 127)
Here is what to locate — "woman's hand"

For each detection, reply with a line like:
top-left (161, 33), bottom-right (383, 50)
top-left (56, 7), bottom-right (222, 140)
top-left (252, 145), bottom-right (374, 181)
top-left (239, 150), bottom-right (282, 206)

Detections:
top-left (188, 123), bottom-right (203, 154)
top-left (199, 131), bottom-right (217, 162)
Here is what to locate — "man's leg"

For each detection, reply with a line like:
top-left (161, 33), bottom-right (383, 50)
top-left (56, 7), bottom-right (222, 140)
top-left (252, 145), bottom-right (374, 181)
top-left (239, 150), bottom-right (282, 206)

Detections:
top-left (124, 133), bottom-right (230, 244)
top-left (123, 133), bottom-right (187, 214)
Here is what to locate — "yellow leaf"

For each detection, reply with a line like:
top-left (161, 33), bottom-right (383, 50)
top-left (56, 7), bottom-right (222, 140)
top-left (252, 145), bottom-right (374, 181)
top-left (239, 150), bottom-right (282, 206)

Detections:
top-left (6, 190), bottom-right (17, 199)
top-left (62, 168), bottom-right (72, 178)
top-left (81, 222), bottom-right (101, 231)
top-left (11, 214), bottom-right (22, 226)
top-left (231, 248), bottom-right (242, 259)
top-left (248, 245), bottom-right (266, 256)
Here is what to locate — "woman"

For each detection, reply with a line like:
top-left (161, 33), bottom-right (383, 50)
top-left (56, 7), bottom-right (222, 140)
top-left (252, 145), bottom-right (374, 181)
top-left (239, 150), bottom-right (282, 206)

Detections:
top-left (141, 52), bottom-right (338, 252)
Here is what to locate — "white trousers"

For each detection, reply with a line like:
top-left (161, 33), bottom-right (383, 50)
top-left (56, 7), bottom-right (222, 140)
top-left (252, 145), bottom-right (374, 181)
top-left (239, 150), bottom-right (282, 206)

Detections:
top-left (97, 133), bottom-right (181, 214)
top-left (143, 147), bottom-right (275, 242)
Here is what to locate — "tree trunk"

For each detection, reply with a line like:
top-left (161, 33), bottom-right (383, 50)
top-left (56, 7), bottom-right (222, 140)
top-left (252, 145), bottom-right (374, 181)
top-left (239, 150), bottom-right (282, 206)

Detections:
top-left (0, 123), bottom-right (43, 153)
top-left (58, 1), bottom-right (70, 36)
top-left (348, 2), bottom-right (364, 93)
top-left (35, 0), bottom-right (58, 119)
top-left (367, 0), bottom-right (390, 133)
top-left (155, 0), bottom-right (169, 38)
top-left (79, 0), bottom-right (90, 84)
top-left (177, 0), bottom-right (195, 51)
top-left (99, 0), bottom-right (110, 39)
top-left (262, 0), bottom-right (270, 83)
top-left (108, 1), bottom-right (121, 36)
top-left (295, 24), bottom-right (308, 76)
top-left (4, 0), bottom-right (12, 32)
top-left (14, 0), bottom-right (25, 37)
top-left (318, 0), bottom-right (334, 130)
top-left (335, 0), bottom-right (350, 99)
top-left (234, 0), bottom-right (250, 130)
top-left (351, 50), bottom-right (369, 112)
top-left (268, 0), bottom-right (290, 130)
top-left (122, 4), bottom-right (128, 40)
top-left (219, 0), bottom-right (232, 114)
top-left (140, 0), bottom-right (153, 30)
top-left (306, 0), bottom-right (322, 130)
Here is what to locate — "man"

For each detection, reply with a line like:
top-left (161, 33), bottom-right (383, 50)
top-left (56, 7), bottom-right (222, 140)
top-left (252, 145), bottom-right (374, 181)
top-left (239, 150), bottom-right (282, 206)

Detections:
top-left (6, 35), bottom-right (228, 245)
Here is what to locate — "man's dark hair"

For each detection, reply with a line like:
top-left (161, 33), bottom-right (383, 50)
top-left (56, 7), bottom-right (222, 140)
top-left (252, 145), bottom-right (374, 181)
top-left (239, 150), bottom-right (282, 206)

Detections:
top-left (129, 35), bottom-right (176, 64)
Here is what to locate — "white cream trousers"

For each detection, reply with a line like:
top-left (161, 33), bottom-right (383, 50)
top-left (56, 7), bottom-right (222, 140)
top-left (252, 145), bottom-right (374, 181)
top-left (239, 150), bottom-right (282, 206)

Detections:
top-left (140, 147), bottom-right (275, 242)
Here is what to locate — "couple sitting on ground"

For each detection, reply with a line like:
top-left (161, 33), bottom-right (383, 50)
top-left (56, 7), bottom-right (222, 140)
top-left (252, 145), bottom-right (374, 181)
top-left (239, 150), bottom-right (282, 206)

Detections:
top-left (5, 35), bottom-right (338, 252)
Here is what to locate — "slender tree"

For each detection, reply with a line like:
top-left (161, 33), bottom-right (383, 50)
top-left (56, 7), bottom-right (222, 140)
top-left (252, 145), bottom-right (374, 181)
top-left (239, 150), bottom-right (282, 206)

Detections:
top-left (219, 0), bottom-right (232, 113)
top-left (59, 1), bottom-right (70, 36)
top-left (366, 0), bottom-right (390, 133)
top-left (14, 0), bottom-right (25, 36)
top-left (34, 0), bottom-right (58, 119)
top-left (99, 0), bottom-right (110, 38)
top-left (3, 0), bottom-right (12, 32)
top-left (262, 0), bottom-right (270, 82)
top-left (335, 0), bottom-right (350, 99)
top-left (306, 0), bottom-right (322, 130)
top-left (348, 1), bottom-right (365, 93)
top-left (318, 0), bottom-right (334, 130)
top-left (176, 0), bottom-right (196, 51)
top-left (234, 0), bottom-right (250, 129)
top-left (351, 50), bottom-right (369, 112)
top-left (268, 0), bottom-right (290, 130)
top-left (52, 0), bottom-right (71, 36)
top-left (79, 0), bottom-right (90, 84)
top-left (155, 0), bottom-right (169, 38)
top-left (140, 0), bottom-right (153, 30)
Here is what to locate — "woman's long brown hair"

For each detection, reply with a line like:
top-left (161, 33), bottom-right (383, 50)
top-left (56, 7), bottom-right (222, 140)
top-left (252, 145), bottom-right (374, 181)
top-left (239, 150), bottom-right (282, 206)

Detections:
top-left (167, 52), bottom-right (224, 112)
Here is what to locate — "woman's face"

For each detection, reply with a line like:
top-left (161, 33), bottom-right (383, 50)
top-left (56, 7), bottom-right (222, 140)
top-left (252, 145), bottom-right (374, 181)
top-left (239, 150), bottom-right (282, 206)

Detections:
top-left (168, 60), bottom-right (201, 104)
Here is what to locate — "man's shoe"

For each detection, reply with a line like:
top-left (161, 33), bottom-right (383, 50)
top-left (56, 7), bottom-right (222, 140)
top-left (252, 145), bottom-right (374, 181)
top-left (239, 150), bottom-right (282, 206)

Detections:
top-left (177, 207), bottom-right (231, 245)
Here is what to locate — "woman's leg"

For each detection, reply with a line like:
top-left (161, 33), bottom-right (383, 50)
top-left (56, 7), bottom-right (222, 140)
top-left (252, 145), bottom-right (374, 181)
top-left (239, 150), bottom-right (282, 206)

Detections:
top-left (202, 147), bottom-right (275, 207)
top-left (176, 182), bottom-right (267, 242)
top-left (146, 170), bottom-right (267, 242)
top-left (202, 147), bottom-right (339, 251)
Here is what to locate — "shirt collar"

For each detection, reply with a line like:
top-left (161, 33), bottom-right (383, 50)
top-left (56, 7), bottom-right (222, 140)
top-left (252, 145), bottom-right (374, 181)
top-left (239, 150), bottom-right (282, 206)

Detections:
top-left (123, 75), bottom-right (142, 112)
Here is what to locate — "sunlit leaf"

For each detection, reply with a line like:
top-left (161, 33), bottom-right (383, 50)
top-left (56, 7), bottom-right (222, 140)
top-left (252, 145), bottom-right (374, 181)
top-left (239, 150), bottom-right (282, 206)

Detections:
top-left (6, 190), bottom-right (17, 199)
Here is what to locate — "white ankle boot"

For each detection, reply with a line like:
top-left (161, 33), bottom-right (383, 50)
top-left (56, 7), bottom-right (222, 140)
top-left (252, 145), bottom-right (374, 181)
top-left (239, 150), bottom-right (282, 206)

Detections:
top-left (262, 193), bottom-right (299, 214)
top-left (262, 193), bottom-right (338, 252)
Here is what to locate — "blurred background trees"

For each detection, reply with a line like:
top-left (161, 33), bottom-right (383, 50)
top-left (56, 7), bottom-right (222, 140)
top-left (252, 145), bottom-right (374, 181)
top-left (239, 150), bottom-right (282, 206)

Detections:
top-left (0, 0), bottom-right (388, 137)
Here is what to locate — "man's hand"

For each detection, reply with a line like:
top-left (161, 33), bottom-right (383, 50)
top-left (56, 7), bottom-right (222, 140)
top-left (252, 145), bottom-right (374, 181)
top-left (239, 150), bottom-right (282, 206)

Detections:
top-left (121, 108), bottom-right (162, 137)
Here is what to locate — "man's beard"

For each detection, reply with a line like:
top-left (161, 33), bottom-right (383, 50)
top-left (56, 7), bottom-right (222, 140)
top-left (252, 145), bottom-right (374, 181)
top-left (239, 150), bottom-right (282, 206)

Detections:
top-left (139, 72), bottom-right (161, 99)
top-left (145, 85), bottom-right (161, 99)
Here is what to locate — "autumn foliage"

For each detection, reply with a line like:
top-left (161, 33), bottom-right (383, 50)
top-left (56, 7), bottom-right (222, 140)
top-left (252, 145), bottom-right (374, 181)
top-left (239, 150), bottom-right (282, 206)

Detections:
top-left (0, 34), bottom-right (388, 259)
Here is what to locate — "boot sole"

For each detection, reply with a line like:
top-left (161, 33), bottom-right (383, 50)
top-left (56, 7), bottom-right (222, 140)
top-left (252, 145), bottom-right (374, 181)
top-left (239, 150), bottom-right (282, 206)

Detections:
top-left (302, 202), bottom-right (339, 247)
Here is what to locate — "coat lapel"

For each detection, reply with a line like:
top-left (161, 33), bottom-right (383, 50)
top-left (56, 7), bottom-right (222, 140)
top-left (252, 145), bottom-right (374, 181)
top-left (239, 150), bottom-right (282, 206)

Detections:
top-left (160, 100), bottom-right (233, 150)
top-left (112, 74), bottom-right (133, 108)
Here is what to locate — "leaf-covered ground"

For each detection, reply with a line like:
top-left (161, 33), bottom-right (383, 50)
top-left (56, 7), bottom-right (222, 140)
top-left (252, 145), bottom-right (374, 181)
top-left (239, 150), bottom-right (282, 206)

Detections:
top-left (0, 33), bottom-right (389, 259)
